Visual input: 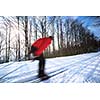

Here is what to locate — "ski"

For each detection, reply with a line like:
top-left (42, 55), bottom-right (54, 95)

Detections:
top-left (31, 66), bottom-right (69, 83)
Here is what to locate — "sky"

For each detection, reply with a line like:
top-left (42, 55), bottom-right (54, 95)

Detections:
top-left (76, 16), bottom-right (100, 38)
top-left (54, 16), bottom-right (100, 38)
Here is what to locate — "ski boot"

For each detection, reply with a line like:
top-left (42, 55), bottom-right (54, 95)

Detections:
top-left (38, 73), bottom-right (50, 81)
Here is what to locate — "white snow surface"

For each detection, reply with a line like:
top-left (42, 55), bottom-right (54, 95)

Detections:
top-left (0, 52), bottom-right (100, 83)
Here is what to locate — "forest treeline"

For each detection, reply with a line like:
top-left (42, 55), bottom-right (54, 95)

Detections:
top-left (0, 16), bottom-right (100, 63)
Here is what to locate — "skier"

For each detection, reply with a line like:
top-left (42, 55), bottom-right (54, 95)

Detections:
top-left (29, 36), bottom-right (53, 80)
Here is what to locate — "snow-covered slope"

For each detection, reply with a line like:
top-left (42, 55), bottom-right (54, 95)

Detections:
top-left (0, 52), bottom-right (100, 83)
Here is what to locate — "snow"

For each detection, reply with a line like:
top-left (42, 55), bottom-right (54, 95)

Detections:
top-left (0, 52), bottom-right (100, 83)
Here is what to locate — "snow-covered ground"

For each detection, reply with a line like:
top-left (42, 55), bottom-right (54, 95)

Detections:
top-left (0, 52), bottom-right (100, 83)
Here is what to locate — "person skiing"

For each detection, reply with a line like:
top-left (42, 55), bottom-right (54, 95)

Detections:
top-left (29, 36), bottom-right (53, 80)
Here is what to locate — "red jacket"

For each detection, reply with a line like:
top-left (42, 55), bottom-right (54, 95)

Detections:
top-left (32, 37), bottom-right (52, 56)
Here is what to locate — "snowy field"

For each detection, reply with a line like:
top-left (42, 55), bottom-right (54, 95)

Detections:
top-left (0, 52), bottom-right (100, 83)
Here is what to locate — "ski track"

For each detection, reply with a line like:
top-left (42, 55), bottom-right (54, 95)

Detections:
top-left (42, 53), bottom-right (100, 83)
top-left (32, 54), bottom-right (100, 83)
top-left (0, 52), bottom-right (100, 83)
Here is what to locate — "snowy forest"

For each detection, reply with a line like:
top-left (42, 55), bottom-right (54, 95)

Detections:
top-left (0, 16), bottom-right (100, 63)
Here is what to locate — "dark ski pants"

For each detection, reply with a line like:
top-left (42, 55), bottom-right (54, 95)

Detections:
top-left (33, 54), bottom-right (46, 76)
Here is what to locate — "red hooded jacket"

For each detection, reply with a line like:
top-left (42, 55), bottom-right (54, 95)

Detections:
top-left (32, 37), bottom-right (52, 56)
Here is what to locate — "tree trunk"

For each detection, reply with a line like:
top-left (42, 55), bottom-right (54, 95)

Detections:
top-left (51, 22), bottom-right (55, 54)
top-left (33, 17), bottom-right (38, 40)
top-left (24, 16), bottom-right (29, 60)
top-left (60, 18), bottom-right (63, 54)
top-left (5, 25), bottom-right (8, 62)
top-left (16, 40), bottom-right (18, 61)
top-left (56, 19), bottom-right (60, 50)
top-left (28, 19), bottom-right (32, 59)
top-left (17, 17), bottom-right (21, 61)
top-left (44, 16), bottom-right (47, 36)
top-left (8, 23), bottom-right (11, 61)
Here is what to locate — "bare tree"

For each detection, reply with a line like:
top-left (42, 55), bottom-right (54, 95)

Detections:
top-left (24, 16), bottom-right (29, 60)
top-left (16, 16), bottom-right (21, 61)
top-left (56, 17), bottom-right (60, 50)
top-left (33, 16), bottom-right (38, 40)
top-left (28, 18), bottom-right (33, 59)
top-left (51, 20), bottom-right (55, 53)
top-left (8, 22), bottom-right (11, 61)
top-left (0, 16), bottom-right (100, 62)
top-left (5, 23), bottom-right (8, 62)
